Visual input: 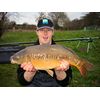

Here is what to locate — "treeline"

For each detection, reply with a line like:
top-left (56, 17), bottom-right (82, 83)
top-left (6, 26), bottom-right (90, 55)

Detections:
top-left (8, 22), bottom-right (36, 31)
top-left (37, 12), bottom-right (100, 30)
top-left (8, 12), bottom-right (100, 31)
top-left (0, 12), bottom-right (36, 38)
top-left (65, 12), bottom-right (100, 30)
top-left (0, 12), bottom-right (100, 38)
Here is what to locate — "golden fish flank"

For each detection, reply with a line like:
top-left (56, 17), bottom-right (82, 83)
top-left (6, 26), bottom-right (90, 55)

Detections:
top-left (10, 44), bottom-right (93, 76)
top-left (31, 53), bottom-right (66, 60)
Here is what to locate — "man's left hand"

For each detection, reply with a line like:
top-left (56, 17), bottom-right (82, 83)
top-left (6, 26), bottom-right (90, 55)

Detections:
top-left (55, 59), bottom-right (69, 71)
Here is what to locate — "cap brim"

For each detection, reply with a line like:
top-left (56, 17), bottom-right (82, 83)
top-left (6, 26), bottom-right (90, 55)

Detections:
top-left (37, 26), bottom-right (54, 30)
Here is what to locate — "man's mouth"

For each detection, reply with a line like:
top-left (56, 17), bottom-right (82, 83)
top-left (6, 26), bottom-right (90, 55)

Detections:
top-left (43, 37), bottom-right (48, 40)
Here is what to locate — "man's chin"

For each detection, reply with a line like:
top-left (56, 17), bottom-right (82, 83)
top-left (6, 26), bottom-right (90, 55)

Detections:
top-left (42, 40), bottom-right (50, 44)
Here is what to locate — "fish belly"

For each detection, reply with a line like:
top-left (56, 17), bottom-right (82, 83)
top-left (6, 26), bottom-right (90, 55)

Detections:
top-left (31, 59), bottom-right (60, 70)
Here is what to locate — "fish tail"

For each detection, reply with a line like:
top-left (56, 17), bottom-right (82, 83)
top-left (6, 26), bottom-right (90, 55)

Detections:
top-left (77, 59), bottom-right (93, 76)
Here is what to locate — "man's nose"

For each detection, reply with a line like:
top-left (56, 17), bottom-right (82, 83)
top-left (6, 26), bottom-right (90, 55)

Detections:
top-left (43, 30), bottom-right (49, 35)
top-left (43, 30), bottom-right (48, 33)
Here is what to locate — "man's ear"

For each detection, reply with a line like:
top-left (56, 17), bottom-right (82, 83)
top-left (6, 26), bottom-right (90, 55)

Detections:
top-left (52, 30), bottom-right (54, 36)
top-left (35, 30), bottom-right (38, 36)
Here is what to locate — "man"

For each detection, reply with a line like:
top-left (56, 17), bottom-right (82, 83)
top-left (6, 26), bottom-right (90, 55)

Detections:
top-left (17, 18), bottom-right (72, 87)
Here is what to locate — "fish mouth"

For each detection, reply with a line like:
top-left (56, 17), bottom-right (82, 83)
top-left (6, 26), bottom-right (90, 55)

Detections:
top-left (11, 59), bottom-right (16, 64)
top-left (10, 56), bottom-right (17, 64)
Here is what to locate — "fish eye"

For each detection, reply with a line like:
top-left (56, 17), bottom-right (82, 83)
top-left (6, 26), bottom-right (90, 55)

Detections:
top-left (13, 56), bottom-right (20, 61)
top-left (16, 56), bottom-right (20, 59)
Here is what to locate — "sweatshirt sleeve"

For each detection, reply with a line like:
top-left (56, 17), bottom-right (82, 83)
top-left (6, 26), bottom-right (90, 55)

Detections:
top-left (17, 66), bottom-right (32, 86)
top-left (55, 67), bottom-right (72, 87)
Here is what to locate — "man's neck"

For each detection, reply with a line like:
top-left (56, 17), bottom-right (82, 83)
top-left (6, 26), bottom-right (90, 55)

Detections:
top-left (40, 41), bottom-right (52, 45)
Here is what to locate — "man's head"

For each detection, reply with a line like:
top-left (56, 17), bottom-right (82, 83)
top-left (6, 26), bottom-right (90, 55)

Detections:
top-left (36, 18), bottom-right (54, 45)
top-left (36, 18), bottom-right (54, 30)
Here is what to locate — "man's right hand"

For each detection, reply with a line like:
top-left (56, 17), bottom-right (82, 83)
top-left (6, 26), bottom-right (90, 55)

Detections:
top-left (21, 62), bottom-right (37, 72)
top-left (20, 62), bottom-right (37, 82)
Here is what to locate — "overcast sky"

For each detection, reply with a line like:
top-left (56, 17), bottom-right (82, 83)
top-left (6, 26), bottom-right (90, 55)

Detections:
top-left (9, 12), bottom-right (88, 25)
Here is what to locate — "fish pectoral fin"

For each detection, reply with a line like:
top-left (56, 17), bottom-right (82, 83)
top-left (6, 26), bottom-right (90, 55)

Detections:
top-left (55, 70), bottom-right (67, 80)
top-left (46, 70), bottom-right (54, 77)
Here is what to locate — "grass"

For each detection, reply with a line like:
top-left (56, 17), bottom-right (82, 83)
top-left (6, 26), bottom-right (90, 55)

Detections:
top-left (0, 30), bottom-right (100, 87)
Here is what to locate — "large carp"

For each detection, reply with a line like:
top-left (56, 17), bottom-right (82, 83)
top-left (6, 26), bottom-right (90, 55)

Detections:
top-left (10, 44), bottom-right (93, 77)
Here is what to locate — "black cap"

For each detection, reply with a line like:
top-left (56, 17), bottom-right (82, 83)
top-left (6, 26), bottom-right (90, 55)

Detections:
top-left (37, 18), bottom-right (54, 30)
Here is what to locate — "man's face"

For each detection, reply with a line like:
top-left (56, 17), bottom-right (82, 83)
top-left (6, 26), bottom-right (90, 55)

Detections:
top-left (36, 28), bottom-right (54, 44)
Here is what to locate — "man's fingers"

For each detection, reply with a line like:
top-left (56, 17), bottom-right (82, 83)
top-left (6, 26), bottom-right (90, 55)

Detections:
top-left (55, 60), bottom-right (69, 71)
top-left (21, 63), bottom-right (26, 68)
top-left (62, 61), bottom-right (69, 70)
top-left (21, 62), bottom-right (36, 72)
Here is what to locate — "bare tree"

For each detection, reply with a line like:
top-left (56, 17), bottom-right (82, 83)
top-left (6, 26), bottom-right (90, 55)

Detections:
top-left (36, 12), bottom-right (70, 30)
top-left (0, 12), bottom-right (8, 38)
top-left (48, 12), bottom-right (70, 29)
top-left (81, 12), bottom-right (100, 29)
top-left (8, 21), bottom-right (16, 30)
top-left (36, 12), bottom-right (48, 22)
top-left (0, 12), bottom-right (20, 38)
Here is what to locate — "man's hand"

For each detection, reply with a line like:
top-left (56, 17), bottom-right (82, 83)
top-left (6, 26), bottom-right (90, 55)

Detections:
top-left (54, 60), bottom-right (70, 80)
top-left (21, 62), bottom-right (36, 72)
top-left (20, 62), bottom-right (37, 82)
top-left (55, 59), bottom-right (69, 71)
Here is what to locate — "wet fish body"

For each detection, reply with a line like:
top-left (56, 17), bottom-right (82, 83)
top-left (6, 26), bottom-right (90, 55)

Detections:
top-left (10, 44), bottom-right (93, 76)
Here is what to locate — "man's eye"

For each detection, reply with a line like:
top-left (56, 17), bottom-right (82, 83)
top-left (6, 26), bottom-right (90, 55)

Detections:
top-left (40, 29), bottom-right (44, 31)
